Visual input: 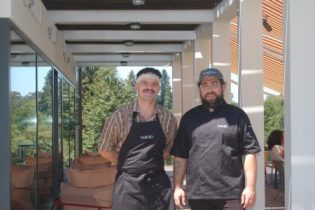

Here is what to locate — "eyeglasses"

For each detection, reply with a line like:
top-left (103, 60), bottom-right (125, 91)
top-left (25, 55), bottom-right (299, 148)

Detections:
top-left (200, 81), bottom-right (221, 90)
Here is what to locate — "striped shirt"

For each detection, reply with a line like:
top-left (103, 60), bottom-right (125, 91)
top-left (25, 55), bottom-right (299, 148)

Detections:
top-left (98, 101), bottom-right (177, 155)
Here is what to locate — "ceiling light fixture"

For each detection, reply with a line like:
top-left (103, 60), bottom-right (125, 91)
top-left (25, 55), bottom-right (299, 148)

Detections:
top-left (10, 53), bottom-right (17, 59)
top-left (120, 61), bottom-right (128, 66)
top-left (124, 40), bottom-right (134, 47)
top-left (121, 53), bottom-right (130, 58)
top-left (128, 22), bottom-right (141, 30)
top-left (22, 61), bottom-right (30, 66)
top-left (132, 0), bottom-right (145, 6)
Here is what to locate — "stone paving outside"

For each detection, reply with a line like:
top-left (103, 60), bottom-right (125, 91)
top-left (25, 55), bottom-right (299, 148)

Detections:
top-left (165, 165), bottom-right (284, 210)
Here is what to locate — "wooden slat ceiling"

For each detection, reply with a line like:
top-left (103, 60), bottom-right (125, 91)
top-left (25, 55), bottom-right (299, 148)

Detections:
top-left (230, 0), bottom-right (284, 94)
top-left (39, 0), bottom-right (284, 94)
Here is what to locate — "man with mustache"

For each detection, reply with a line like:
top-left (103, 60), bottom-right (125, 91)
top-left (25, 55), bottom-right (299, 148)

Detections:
top-left (98, 67), bottom-right (177, 210)
top-left (171, 68), bottom-right (261, 210)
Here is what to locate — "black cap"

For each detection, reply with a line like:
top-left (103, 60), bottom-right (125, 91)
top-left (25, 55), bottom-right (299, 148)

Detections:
top-left (136, 67), bottom-right (162, 79)
top-left (198, 68), bottom-right (224, 83)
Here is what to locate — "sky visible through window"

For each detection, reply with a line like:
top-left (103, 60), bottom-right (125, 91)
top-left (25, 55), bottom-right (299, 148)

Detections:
top-left (10, 66), bottom-right (173, 96)
top-left (117, 66), bottom-right (172, 80)
top-left (11, 66), bottom-right (243, 102)
top-left (11, 67), bottom-right (48, 96)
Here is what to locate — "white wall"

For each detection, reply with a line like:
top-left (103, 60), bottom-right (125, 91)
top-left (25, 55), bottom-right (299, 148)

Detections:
top-left (285, 1), bottom-right (315, 210)
top-left (181, 41), bottom-right (196, 113)
top-left (10, 0), bottom-right (75, 83)
top-left (172, 54), bottom-right (183, 124)
top-left (0, 0), bottom-right (10, 18)
top-left (238, 0), bottom-right (264, 209)
top-left (211, 21), bottom-right (231, 103)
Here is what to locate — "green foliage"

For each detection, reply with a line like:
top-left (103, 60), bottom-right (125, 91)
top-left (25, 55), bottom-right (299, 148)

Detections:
top-left (124, 70), bottom-right (137, 99)
top-left (10, 68), bottom-right (74, 165)
top-left (61, 82), bottom-right (76, 166)
top-left (82, 67), bottom-right (136, 151)
top-left (10, 66), bottom-right (175, 163)
top-left (127, 70), bottom-right (136, 87)
top-left (158, 69), bottom-right (173, 110)
top-left (38, 69), bottom-right (53, 115)
top-left (10, 92), bottom-right (37, 162)
top-left (10, 89), bottom-right (53, 163)
top-left (264, 95), bottom-right (284, 143)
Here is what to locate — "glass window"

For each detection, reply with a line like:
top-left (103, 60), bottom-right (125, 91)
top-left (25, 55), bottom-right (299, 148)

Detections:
top-left (10, 30), bottom-right (37, 209)
top-left (9, 29), bottom-right (79, 210)
top-left (37, 55), bottom-right (53, 206)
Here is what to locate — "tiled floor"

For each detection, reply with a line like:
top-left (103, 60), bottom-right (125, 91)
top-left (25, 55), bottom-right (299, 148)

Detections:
top-left (265, 183), bottom-right (284, 210)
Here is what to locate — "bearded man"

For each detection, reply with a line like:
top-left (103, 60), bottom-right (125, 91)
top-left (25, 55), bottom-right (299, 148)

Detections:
top-left (170, 68), bottom-right (261, 210)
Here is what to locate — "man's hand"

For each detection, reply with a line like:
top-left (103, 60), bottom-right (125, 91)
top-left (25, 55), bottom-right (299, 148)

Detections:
top-left (174, 187), bottom-right (186, 209)
top-left (241, 186), bottom-right (256, 209)
top-left (242, 153), bottom-right (257, 209)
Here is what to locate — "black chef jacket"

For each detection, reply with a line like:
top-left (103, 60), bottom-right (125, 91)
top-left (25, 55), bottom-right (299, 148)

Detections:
top-left (170, 102), bottom-right (261, 200)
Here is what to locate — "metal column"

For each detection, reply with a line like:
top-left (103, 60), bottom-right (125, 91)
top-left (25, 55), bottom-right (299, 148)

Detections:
top-left (0, 18), bottom-right (11, 210)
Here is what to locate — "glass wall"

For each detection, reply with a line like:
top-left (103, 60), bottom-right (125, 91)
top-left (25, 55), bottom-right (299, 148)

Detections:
top-left (58, 77), bottom-right (76, 169)
top-left (10, 29), bottom-right (78, 210)
top-left (36, 55), bottom-right (53, 208)
top-left (10, 31), bottom-right (37, 210)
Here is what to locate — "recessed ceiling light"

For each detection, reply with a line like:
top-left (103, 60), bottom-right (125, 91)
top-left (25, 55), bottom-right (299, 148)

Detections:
top-left (132, 0), bottom-right (145, 6)
top-left (128, 22), bottom-right (141, 30)
top-left (124, 40), bottom-right (134, 47)
top-left (121, 53), bottom-right (130, 58)
top-left (22, 61), bottom-right (30, 66)
top-left (120, 61), bottom-right (128, 66)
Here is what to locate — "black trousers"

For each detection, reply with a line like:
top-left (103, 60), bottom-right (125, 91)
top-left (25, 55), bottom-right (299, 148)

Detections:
top-left (188, 199), bottom-right (245, 210)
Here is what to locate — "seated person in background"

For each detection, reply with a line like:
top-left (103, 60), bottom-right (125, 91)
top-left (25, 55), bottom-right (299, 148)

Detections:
top-left (267, 129), bottom-right (284, 186)
top-left (267, 129), bottom-right (284, 162)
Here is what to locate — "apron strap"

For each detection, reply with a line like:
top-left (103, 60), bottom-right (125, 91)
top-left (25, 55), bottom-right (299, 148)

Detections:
top-left (132, 112), bottom-right (137, 125)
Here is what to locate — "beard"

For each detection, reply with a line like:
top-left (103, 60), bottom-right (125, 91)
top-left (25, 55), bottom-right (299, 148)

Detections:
top-left (201, 92), bottom-right (225, 109)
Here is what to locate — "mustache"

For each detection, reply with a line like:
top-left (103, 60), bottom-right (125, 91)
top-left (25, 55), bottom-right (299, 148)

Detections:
top-left (143, 88), bottom-right (156, 93)
top-left (204, 92), bottom-right (217, 97)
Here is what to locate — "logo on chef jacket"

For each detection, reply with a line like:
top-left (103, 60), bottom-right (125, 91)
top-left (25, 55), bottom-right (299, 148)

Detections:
top-left (140, 135), bottom-right (154, 140)
top-left (217, 124), bottom-right (228, 128)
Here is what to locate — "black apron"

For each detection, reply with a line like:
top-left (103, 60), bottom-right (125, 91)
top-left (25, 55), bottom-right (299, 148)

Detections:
top-left (112, 112), bottom-right (175, 210)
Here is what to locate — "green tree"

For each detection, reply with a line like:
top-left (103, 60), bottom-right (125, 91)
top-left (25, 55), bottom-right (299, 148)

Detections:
top-left (82, 67), bottom-right (135, 151)
top-left (37, 69), bottom-right (53, 153)
top-left (264, 95), bottom-right (284, 143)
top-left (127, 70), bottom-right (136, 87)
top-left (158, 69), bottom-right (173, 110)
top-left (124, 70), bottom-right (136, 99)
top-left (10, 92), bottom-right (37, 162)
top-left (38, 69), bottom-right (53, 115)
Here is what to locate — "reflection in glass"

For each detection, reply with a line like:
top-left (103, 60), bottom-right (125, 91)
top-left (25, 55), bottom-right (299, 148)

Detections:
top-left (10, 30), bottom-right (37, 210)
top-left (37, 55), bottom-right (53, 208)
top-left (9, 30), bottom-right (79, 210)
top-left (61, 81), bottom-right (76, 167)
top-left (69, 86), bottom-right (76, 165)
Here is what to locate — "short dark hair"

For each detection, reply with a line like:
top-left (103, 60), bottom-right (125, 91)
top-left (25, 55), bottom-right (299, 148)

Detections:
top-left (136, 67), bottom-right (162, 79)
